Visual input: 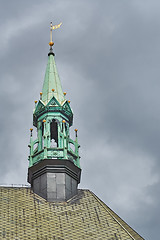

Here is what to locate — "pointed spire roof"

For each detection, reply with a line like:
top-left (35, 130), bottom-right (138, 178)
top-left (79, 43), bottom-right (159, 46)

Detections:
top-left (41, 52), bottom-right (65, 105)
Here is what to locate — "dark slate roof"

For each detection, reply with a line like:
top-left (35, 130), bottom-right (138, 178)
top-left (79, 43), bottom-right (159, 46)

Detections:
top-left (0, 187), bottom-right (144, 239)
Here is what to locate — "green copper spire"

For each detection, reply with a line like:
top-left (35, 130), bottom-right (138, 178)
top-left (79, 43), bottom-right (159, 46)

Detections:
top-left (28, 26), bottom-right (80, 170)
top-left (42, 53), bottom-right (65, 105)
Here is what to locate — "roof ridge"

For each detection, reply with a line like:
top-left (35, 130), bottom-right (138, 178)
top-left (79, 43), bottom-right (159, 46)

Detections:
top-left (88, 190), bottom-right (144, 240)
top-left (0, 184), bottom-right (30, 188)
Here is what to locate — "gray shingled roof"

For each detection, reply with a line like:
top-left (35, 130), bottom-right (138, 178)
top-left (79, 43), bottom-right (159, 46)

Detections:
top-left (0, 187), bottom-right (144, 239)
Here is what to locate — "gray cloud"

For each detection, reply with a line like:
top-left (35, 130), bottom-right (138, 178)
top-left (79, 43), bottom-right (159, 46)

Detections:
top-left (0, 0), bottom-right (159, 239)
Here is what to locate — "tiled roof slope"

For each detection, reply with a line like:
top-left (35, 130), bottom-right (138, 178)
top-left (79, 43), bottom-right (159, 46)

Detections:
top-left (0, 187), bottom-right (144, 240)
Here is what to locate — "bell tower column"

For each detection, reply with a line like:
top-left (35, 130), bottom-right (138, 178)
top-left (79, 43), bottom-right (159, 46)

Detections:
top-left (28, 22), bottom-right (81, 202)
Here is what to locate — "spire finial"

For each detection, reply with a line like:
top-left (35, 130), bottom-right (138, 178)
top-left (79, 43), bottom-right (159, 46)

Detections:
top-left (49, 22), bottom-right (54, 48)
top-left (49, 21), bottom-right (62, 54)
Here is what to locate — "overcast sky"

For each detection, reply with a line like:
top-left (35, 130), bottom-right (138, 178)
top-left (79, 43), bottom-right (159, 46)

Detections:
top-left (0, 0), bottom-right (160, 239)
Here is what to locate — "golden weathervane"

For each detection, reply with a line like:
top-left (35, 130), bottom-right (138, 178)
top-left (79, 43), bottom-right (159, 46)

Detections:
top-left (49, 22), bottom-right (62, 47)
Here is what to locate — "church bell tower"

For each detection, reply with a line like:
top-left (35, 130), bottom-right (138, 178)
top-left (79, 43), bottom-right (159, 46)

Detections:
top-left (28, 22), bottom-right (81, 202)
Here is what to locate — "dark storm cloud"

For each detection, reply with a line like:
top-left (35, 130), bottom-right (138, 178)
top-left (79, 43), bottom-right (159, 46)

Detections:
top-left (0, 0), bottom-right (159, 239)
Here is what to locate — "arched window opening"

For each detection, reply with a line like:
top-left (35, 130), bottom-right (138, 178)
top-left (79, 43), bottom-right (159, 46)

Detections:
top-left (42, 122), bottom-right (44, 136)
top-left (33, 143), bottom-right (38, 153)
top-left (69, 142), bottom-right (75, 153)
top-left (41, 122), bottom-right (44, 148)
top-left (50, 119), bottom-right (58, 147)
top-left (65, 124), bottom-right (68, 136)
top-left (62, 122), bottom-right (64, 132)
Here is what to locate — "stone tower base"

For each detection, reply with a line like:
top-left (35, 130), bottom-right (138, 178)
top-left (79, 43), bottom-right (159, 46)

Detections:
top-left (28, 159), bottom-right (81, 202)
